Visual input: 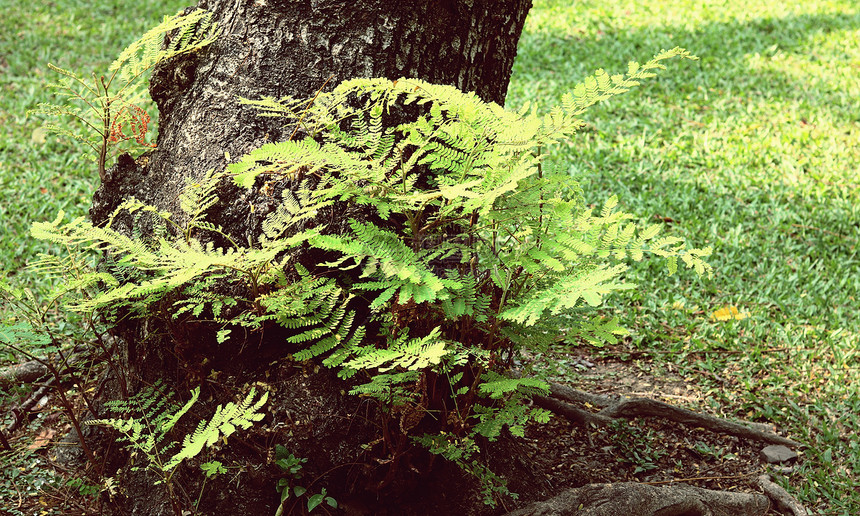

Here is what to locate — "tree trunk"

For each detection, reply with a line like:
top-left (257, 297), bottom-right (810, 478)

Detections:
top-left (92, 0), bottom-right (531, 237)
top-left (88, 1), bottom-right (532, 514)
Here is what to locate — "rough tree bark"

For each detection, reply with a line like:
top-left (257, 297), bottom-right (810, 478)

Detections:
top-left (87, 2), bottom-right (534, 515)
top-left (92, 0), bottom-right (531, 238)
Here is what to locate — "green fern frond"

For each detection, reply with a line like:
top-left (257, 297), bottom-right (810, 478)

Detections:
top-left (478, 372), bottom-right (549, 399)
top-left (343, 327), bottom-right (447, 373)
top-left (111, 8), bottom-right (218, 84)
top-left (260, 184), bottom-right (333, 240)
top-left (440, 273), bottom-right (490, 321)
top-left (500, 264), bottom-right (634, 326)
top-left (30, 8), bottom-right (219, 179)
top-left (31, 209), bottom-right (287, 317)
top-left (348, 370), bottom-right (422, 399)
top-left (310, 221), bottom-right (456, 300)
top-left (163, 387), bottom-right (267, 470)
top-left (179, 168), bottom-right (225, 228)
top-left (559, 47), bottom-right (696, 118)
top-left (564, 315), bottom-right (629, 347)
top-left (160, 386), bottom-right (201, 434)
top-left (322, 325), bottom-right (367, 370)
top-left (36, 47), bottom-right (712, 502)
top-left (472, 396), bottom-right (551, 441)
top-left (87, 381), bottom-right (186, 466)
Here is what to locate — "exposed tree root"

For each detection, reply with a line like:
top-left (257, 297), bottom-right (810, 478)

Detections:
top-left (501, 481), bottom-right (771, 516)
top-left (0, 359), bottom-right (48, 385)
top-left (758, 475), bottom-right (808, 516)
top-left (5, 379), bottom-right (53, 434)
top-left (520, 382), bottom-right (812, 515)
top-left (536, 381), bottom-right (800, 447)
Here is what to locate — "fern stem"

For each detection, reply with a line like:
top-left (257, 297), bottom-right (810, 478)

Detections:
top-left (289, 74), bottom-right (334, 141)
top-left (47, 361), bottom-right (98, 464)
top-left (0, 336), bottom-right (97, 464)
top-left (97, 75), bottom-right (111, 182)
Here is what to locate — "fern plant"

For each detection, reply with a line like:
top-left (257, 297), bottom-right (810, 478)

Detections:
top-left (34, 46), bottom-right (711, 506)
top-left (29, 8), bottom-right (218, 181)
top-left (231, 48), bottom-right (710, 503)
top-left (87, 382), bottom-right (267, 515)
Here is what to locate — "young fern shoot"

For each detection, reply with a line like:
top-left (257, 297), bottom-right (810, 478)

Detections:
top-left (29, 8), bottom-right (218, 181)
top-left (87, 383), bottom-right (267, 515)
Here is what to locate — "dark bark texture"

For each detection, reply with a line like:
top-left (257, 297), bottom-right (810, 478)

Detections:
top-left (87, 1), bottom-right (533, 514)
top-left (89, 0), bottom-right (532, 379)
top-left (88, 0), bottom-right (533, 412)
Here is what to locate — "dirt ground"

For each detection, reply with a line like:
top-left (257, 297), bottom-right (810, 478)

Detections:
top-left (3, 346), bottom-right (796, 516)
top-left (522, 349), bottom-right (779, 492)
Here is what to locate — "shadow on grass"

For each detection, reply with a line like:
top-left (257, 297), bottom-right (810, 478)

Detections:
top-left (513, 9), bottom-right (860, 112)
top-left (510, 7), bottom-right (860, 328)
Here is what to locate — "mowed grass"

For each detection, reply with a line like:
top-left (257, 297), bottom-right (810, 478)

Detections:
top-left (507, 1), bottom-right (859, 514)
top-left (0, 1), bottom-right (188, 511)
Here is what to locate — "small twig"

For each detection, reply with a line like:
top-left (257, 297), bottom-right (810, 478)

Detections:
top-left (98, 75), bottom-right (111, 182)
top-left (46, 363), bottom-right (97, 464)
top-left (7, 380), bottom-right (54, 434)
top-left (686, 368), bottom-right (726, 384)
top-left (56, 346), bottom-right (98, 416)
top-left (288, 74), bottom-right (334, 141)
top-left (91, 329), bottom-right (128, 399)
top-left (9, 473), bottom-right (24, 508)
top-left (642, 470), bottom-right (760, 485)
top-left (0, 342), bottom-right (97, 462)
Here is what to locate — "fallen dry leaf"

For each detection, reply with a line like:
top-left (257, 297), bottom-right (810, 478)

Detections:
top-left (27, 427), bottom-right (57, 450)
top-left (710, 305), bottom-right (749, 322)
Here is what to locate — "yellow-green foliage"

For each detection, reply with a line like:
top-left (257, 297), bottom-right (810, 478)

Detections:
top-left (36, 45), bottom-right (710, 401)
top-left (87, 383), bottom-right (267, 481)
top-left (35, 47), bottom-right (709, 506)
top-left (111, 8), bottom-right (219, 85)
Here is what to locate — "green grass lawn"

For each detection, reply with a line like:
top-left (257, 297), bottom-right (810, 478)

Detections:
top-left (0, 0), bottom-right (857, 514)
top-left (508, 1), bottom-right (859, 513)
